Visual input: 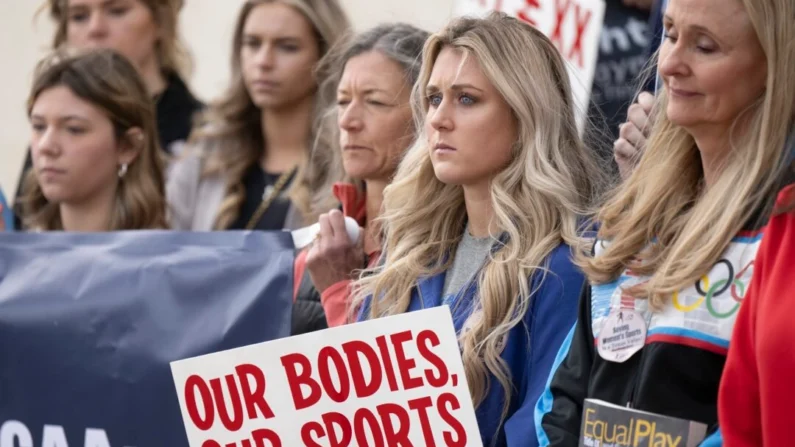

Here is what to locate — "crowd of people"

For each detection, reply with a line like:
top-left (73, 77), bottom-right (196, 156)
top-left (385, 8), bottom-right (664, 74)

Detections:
top-left (1, 0), bottom-right (794, 445)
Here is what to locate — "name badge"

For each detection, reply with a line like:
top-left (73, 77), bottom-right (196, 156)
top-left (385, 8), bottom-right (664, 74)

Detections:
top-left (597, 309), bottom-right (647, 363)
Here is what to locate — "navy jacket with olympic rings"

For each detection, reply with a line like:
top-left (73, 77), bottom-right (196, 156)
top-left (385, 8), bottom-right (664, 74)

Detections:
top-left (533, 224), bottom-right (768, 447)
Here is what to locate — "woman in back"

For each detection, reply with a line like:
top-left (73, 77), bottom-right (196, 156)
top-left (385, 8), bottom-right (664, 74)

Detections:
top-left (536, 0), bottom-right (794, 444)
top-left (167, 0), bottom-right (349, 231)
top-left (15, 0), bottom-right (201, 227)
top-left (21, 49), bottom-right (166, 232)
top-left (352, 12), bottom-right (602, 446)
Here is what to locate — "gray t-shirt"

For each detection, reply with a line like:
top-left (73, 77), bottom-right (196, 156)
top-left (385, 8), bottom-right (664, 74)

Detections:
top-left (441, 226), bottom-right (493, 306)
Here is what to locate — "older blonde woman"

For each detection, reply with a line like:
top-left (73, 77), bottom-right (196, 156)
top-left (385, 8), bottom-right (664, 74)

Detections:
top-left (536, 0), bottom-right (795, 444)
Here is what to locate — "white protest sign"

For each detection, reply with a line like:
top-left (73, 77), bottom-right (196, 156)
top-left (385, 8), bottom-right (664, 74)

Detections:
top-left (452, 0), bottom-right (606, 131)
top-left (170, 307), bottom-right (483, 447)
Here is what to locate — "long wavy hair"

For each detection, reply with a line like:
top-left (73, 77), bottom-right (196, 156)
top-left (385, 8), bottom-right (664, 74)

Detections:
top-left (192, 0), bottom-right (350, 230)
top-left (352, 12), bottom-right (602, 423)
top-left (22, 49), bottom-right (167, 231)
top-left (44, 0), bottom-right (192, 77)
top-left (311, 23), bottom-right (430, 212)
top-left (581, 0), bottom-right (795, 308)
top-left (777, 134), bottom-right (795, 213)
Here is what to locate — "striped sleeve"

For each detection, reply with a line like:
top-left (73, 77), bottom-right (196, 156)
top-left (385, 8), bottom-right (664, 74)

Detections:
top-left (534, 283), bottom-right (595, 446)
top-left (699, 429), bottom-right (723, 446)
top-left (503, 249), bottom-right (583, 446)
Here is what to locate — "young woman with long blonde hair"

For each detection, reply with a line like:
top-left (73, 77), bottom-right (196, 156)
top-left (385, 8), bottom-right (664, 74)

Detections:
top-left (167, 0), bottom-right (349, 231)
top-left (21, 48), bottom-right (167, 231)
top-left (352, 12), bottom-right (603, 446)
top-left (536, 0), bottom-right (795, 444)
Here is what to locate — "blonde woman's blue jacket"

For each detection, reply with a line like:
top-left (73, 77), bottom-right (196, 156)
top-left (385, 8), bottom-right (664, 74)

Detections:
top-left (358, 242), bottom-right (584, 446)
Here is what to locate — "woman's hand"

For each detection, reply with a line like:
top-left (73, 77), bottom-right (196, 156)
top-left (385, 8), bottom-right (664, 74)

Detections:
top-left (305, 209), bottom-right (365, 292)
top-left (614, 91), bottom-right (655, 180)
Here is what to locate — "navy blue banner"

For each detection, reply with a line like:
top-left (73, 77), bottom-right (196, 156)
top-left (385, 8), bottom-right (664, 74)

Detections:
top-left (0, 230), bottom-right (294, 447)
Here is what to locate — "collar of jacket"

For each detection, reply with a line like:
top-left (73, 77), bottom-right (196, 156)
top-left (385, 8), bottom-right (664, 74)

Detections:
top-left (414, 231), bottom-right (509, 318)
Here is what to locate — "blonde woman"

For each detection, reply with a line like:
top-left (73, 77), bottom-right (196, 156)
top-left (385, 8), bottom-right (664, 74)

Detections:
top-left (44, 0), bottom-right (199, 142)
top-left (21, 49), bottom-right (167, 231)
top-left (536, 0), bottom-right (795, 444)
top-left (167, 0), bottom-right (349, 231)
top-left (15, 0), bottom-right (201, 228)
top-left (352, 13), bottom-right (602, 446)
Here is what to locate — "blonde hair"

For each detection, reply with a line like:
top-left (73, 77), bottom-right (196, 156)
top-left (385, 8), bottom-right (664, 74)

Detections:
top-left (192, 0), bottom-right (350, 229)
top-left (582, 0), bottom-right (795, 308)
top-left (44, 0), bottom-right (192, 78)
top-left (22, 48), bottom-right (167, 231)
top-left (352, 12), bottom-right (602, 423)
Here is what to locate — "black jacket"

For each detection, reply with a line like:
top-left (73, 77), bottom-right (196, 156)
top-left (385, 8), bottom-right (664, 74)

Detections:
top-left (291, 268), bottom-right (329, 336)
top-left (536, 223), bottom-right (767, 446)
top-left (14, 73), bottom-right (203, 228)
top-left (153, 73), bottom-right (203, 152)
top-left (291, 239), bottom-right (374, 336)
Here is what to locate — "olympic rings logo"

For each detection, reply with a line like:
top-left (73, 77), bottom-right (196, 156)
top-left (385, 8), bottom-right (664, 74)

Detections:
top-left (672, 259), bottom-right (753, 319)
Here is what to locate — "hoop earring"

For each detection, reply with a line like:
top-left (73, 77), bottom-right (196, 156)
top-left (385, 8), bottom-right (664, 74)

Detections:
top-left (118, 163), bottom-right (128, 178)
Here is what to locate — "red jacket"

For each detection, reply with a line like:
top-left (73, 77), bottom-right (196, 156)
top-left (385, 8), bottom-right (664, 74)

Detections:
top-left (719, 185), bottom-right (795, 446)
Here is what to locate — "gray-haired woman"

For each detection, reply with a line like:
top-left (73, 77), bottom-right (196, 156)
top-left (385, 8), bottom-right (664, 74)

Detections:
top-left (291, 23), bottom-right (430, 335)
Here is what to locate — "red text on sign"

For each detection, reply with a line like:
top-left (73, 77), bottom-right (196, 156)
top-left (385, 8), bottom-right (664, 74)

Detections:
top-left (517, 0), bottom-right (541, 26)
top-left (515, 0), bottom-right (594, 69)
top-left (200, 429), bottom-right (281, 447)
top-left (280, 330), bottom-right (450, 412)
top-left (299, 393), bottom-right (467, 447)
top-left (184, 363), bottom-right (276, 432)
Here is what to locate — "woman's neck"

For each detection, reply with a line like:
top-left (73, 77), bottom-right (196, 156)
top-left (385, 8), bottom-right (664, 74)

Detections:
top-left (364, 179), bottom-right (386, 229)
top-left (690, 122), bottom-right (745, 190)
top-left (259, 95), bottom-right (314, 173)
top-left (59, 186), bottom-right (117, 232)
top-left (462, 181), bottom-right (497, 238)
top-left (138, 57), bottom-right (168, 98)
top-left (363, 179), bottom-right (387, 254)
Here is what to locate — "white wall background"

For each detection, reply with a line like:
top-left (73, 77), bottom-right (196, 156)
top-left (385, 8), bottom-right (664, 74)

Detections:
top-left (0, 0), bottom-right (456, 200)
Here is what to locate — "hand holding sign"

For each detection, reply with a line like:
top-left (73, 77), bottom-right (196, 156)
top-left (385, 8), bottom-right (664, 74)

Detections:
top-left (171, 307), bottom-right (482, 447)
